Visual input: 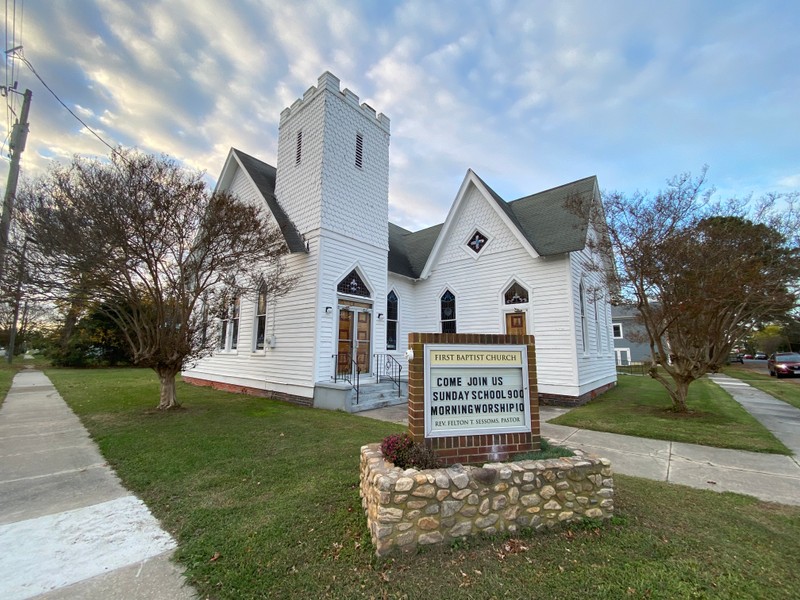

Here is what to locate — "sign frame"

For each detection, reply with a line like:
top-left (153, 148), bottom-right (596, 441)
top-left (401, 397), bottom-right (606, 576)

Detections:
top-left (424, 343), bottom-right (531, 438)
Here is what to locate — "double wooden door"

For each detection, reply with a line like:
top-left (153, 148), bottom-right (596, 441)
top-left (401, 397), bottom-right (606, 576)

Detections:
top-left (338, 301), bottom-right (372, 375)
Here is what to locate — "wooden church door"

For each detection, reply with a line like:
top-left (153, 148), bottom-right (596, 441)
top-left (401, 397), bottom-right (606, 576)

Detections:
top-left (505, 312), bottom-right (527, 336)
top-left (337, 302), bottom-right (372, 375)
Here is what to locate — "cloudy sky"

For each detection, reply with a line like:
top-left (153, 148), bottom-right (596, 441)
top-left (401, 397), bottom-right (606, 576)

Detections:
top-left (2, 0), bottom-right (798, 230)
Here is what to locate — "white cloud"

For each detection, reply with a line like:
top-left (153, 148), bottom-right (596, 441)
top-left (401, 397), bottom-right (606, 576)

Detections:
top-left (778, 175), bottom-right (800, 189)
top-left (1, 0), bottom-right (798, 230)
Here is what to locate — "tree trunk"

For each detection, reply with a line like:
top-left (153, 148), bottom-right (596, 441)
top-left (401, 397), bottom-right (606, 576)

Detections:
top-left (669, 378), bottom-right (690, 413)
top-left (156, 367), bottom-right (181, 410)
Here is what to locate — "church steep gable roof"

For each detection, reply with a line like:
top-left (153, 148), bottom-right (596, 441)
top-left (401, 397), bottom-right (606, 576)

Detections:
top-left (387, 172), bottom-right (597, 279)
top-left (226, 148), bottom-right (307, 254)
top-left (507, 175), bottom-right (597, 256)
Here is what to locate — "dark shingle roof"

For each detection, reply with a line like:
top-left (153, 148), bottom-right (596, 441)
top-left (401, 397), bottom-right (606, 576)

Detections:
top-left (387, 174), bottom-right (597, 278)
top-left (507, 175), bottom-right (597, 256)
top-left (231, 149), bottom-right (307, 253)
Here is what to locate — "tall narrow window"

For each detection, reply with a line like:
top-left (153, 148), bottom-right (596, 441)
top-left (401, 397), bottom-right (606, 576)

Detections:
top-left (218, 295), bottom-right (240, 351)
top-left (230, 296), bottom-right (240, 350)
top-left (219, 318), bottom-right (228, 350)
top-left (441, 290), bottom-right (456, 333)
top-left (386, 291), bottom-right (398, 350)
top-left (579, 282), bottom-right (587, 352)
top-left (295, 130), bottom-right (302, 165)
top-left (355, 132), bottom-right (364, 169)
top-left (594, 298), bottom-right (601, 353)
top-left (200, 293), bottom-right (209, 347)
top-left (254, 284), bottom-right (267, 351)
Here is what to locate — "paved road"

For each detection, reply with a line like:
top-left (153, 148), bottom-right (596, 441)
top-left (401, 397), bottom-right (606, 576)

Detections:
top-left (0, 370), bottom-right (196, 600)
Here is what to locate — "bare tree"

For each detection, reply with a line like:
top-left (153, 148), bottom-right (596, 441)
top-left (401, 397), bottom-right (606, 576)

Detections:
top-left (580, 169), bottom-right (800, 412)
top-left (20, 149), bottom-right (294, 409)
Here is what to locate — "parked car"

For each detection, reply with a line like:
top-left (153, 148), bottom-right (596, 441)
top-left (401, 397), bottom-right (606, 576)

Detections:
top-left (767, 352), bottom-right (800, 378)
top-left (755, 352), bottom-right (767, 360)
top-left (728, 354), bottom-right (744, 364)
top-left (743, 354), bottom-right (753, 359)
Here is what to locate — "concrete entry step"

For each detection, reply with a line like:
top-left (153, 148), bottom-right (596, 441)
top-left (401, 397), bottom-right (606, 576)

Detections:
top-left (351, 381), bottom-right (407, 413)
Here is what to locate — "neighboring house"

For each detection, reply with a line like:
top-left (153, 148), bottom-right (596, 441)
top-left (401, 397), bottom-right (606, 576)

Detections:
top-left (183, 72), bottom-right (617, 409)
top-left (611, 304), bottom-right (652, 365)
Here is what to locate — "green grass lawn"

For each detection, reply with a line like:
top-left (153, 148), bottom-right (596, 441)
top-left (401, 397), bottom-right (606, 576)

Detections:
top-left (40, 367), bottom-right (800, 599)
top-left (724, 364), bottom-right (800, 410)
top-left (549, 373), bottom-right (790, 454)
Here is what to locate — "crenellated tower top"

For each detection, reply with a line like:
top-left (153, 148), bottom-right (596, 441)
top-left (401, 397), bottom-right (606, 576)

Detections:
top-left (279, 71), bottom-right (390, 133)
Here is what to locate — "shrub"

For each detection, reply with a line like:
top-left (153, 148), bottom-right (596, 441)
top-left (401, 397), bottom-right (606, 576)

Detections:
top-left (402, 443), bottom-right (441, 470)
top-left (380, 433), bottom-right (441, 470)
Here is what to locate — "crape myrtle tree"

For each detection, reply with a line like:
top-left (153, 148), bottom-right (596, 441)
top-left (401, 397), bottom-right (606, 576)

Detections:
top-left (20, 149), bottom-right (294, 409)
top-left (579, 168), bottom-right (800, 412)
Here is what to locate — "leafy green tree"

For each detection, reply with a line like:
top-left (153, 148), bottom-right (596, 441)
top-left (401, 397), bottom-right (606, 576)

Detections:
top-left (48, 303), bottom-right (133, 367)
top-left (751, 324), bottom-right (787, 356)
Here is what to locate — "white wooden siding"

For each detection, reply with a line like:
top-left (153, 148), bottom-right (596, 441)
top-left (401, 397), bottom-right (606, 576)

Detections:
top-left (313, 229), bottom-right (389, 381)
top-left (569, 237), bottom-right (617, 394)
top-left (183, 167), bottom-right (321, 399)
top-left (415, 182), bottom-right (583, 394)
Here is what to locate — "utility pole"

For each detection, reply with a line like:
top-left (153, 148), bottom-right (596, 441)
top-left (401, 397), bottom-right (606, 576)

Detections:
top-left (6, 235), bottom-right (27, 363)
top-left (0, 87), bottom-right (32, 282)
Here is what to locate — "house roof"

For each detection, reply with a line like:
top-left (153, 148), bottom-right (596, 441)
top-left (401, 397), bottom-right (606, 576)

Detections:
top-left (388, 174), bottom-right (598, 279)
top-left (230, 149), bottom-right (307, 254)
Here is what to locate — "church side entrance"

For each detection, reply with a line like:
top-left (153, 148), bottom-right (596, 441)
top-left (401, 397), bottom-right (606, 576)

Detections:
top-left (337, 300), bottom-right (372, 376)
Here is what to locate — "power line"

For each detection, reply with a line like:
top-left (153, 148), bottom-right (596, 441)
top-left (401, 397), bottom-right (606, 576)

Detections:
top-left (3, 0), bottom-right (23, 158)
top-left (11, 50), bottom-right (118, 154)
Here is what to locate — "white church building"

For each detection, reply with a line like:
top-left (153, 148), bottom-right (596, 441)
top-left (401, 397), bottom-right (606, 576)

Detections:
top-left (183, 72), bottom-right (617, 410)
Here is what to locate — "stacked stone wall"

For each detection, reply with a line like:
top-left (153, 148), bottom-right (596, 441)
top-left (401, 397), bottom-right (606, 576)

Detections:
top-left (360, 444), bottom-right (614, 556)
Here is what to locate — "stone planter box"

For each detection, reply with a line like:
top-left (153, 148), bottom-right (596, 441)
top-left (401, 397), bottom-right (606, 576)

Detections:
top-left (360, 443), bottom-right (614, 556)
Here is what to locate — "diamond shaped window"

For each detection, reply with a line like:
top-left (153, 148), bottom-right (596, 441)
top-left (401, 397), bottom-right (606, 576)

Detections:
top-left (467, 230), bottom-right (488, 253)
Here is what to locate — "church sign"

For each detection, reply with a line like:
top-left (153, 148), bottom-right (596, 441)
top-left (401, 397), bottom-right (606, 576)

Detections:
top-left (424, 344), bottom-right (531, 438)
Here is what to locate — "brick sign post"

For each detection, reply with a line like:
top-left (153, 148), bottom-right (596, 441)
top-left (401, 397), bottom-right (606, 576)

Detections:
top-left (407, 333), bottom-right (540, 465)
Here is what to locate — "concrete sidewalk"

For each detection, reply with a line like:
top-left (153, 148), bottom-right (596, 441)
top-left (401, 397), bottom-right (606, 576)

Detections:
top-left (359, 377), bottom-right (800, 506)
top-left (0, 369), bottom-right (196, 600)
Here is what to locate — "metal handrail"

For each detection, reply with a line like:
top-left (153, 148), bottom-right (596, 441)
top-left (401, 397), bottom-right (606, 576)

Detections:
top-left (374, 353), bottom-right (403, 397)
top-left (332, 353), bottom-right (360, 404)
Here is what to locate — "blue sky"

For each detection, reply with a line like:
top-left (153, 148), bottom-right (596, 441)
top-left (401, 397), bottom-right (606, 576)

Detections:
top-left (2, 0), bottom-right (798, 230)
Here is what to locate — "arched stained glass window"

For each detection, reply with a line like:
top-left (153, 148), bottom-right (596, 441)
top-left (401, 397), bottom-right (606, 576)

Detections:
top-left (441, 290), bottom-right (456, 333)
top-left (337, 270), bottom-right (370, 297)
top-left (386, 291), bottom-right (398, 350)
top-left (579, 281), bottom-right (587, 353)
top-left (504, 281), bottom-right (529, 304)
top-left (254, 283), bottom-right (268, 351)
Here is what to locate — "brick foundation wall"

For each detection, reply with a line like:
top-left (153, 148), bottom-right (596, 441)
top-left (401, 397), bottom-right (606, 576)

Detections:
top-left (182, 376), bottom-right (313, 407)
top-left (539, 381), bottom-right (616, 407)
top-left (407, 333), bottom-right (540, 465)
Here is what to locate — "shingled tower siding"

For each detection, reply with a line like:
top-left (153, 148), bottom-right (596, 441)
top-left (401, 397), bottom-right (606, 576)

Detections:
top-left (274, 72), bottom-right (391, 247)
top-left (274, 72), bottom-right (392, 384)
top-left (407, 333), bottom-right (541, 465)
